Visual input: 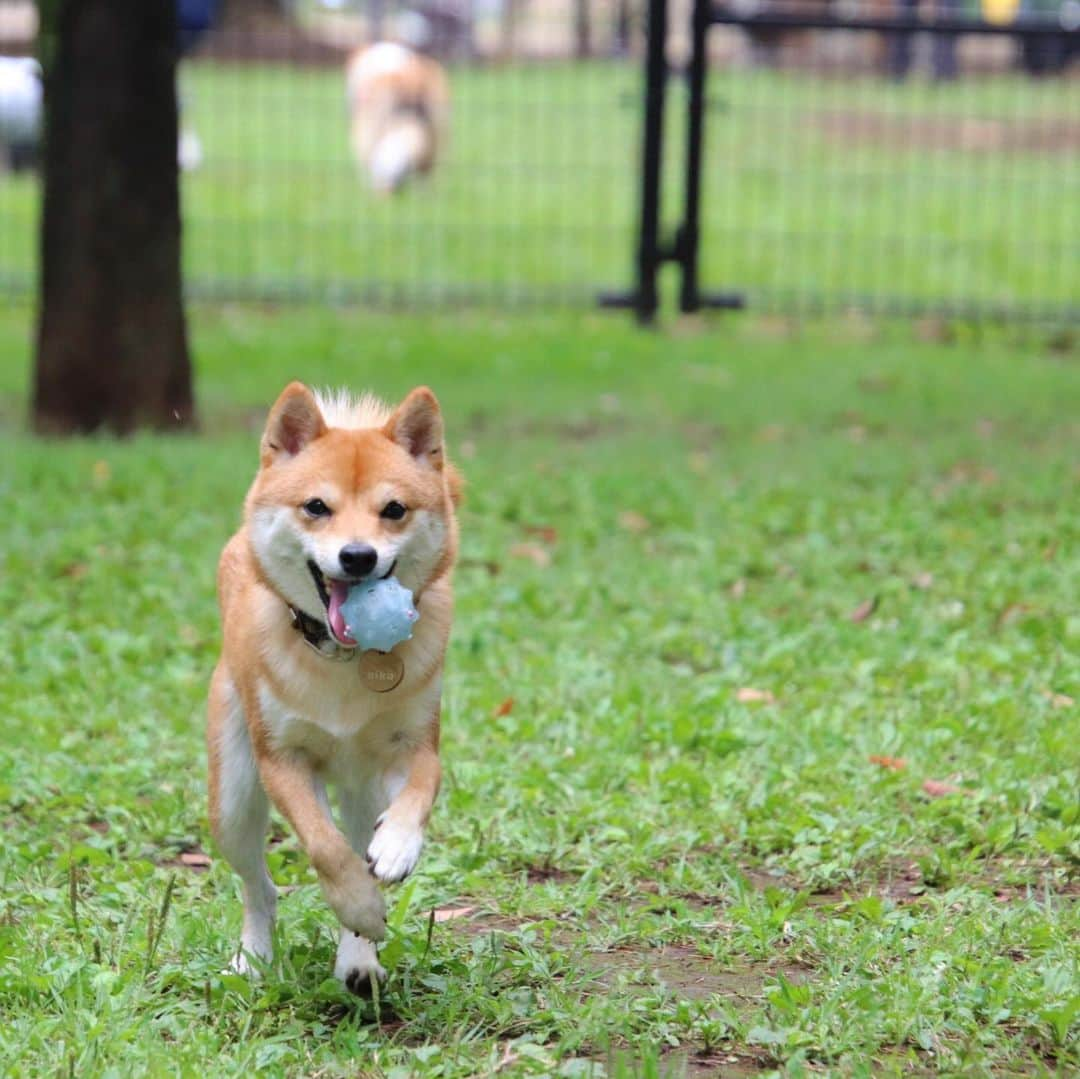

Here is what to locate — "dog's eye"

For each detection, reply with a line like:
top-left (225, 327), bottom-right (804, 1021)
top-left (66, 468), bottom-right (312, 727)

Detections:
top-left (302, 498), bottom-right (332, 518)
top-left (380, 500), bottom-right (407, 521)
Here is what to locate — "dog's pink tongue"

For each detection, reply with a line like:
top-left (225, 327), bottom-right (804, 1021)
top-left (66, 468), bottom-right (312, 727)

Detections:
top-left (327, 581), bottom-right (357, 645)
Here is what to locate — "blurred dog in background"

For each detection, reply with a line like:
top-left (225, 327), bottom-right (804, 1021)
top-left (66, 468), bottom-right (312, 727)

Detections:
top-left (345, 42), bottom-right (449, 196)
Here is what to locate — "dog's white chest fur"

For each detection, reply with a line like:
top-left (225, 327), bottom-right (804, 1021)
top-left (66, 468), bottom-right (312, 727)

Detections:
top-left (257, 677), bottom-right (437, 780)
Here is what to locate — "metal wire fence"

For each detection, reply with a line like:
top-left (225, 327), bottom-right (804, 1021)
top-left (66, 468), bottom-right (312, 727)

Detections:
top-left (615, 0), bottom-right (1080, 322)
top-left (681, 1), bottom-right (1080, 323)
top-left (0, 0), bottom-right (1077, 321)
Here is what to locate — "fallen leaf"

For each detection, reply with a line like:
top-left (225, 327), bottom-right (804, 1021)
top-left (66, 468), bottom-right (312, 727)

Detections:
top-left (849, 596), bottom-right (879, 623)
top-left (749, 315), bottom-right (797, 341)
top-left (947, 461), bottom-right (998, 487)
top-left (735, 687), bottom-right (775, 704)
top-left (432, 906), bottom-right (476, 923)
top-left (1046, 328), bottom-right (1075, 354)
top-left (911, 572), bottom-right (934, 590)
top-left (522, 524), bottom-right (558, 544)
top-left (459, 558), bottom-right (501, 576)
top-left (922, 779), bottom-right (972, 798)
top-left (492, 1042), bottom-right (520, 1074)
top-left (509, 543), bottom-right (551, 568)
top-left (730, 578), bottom-right (747, 599)
top-left (178, 851), bottom-right (212, 868)
top-left (617, 510), bottom-right (651, 533)
top-left (858, 373), bottom-right (897, 394)
top-left (869, 755), bottom-right (908, 771)
top-left (1041, 689), bottom-right (1074, 709)
top-left (60, 562), bottom-right (89, 580)
top-left (837, 310), bottom-right (876, 343)
top-left (915, 317), bottom-right (954, 344)
top-left (995, 602), bottom-right (1030, 630)
top-left (493, 697), bottom-right (514, 717)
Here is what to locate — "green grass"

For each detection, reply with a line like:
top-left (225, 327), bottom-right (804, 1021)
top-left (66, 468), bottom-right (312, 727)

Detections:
top-left (0, 306), bottom-right (1078, 1075)
top-left (1, 60), bottom-right (1077, 315)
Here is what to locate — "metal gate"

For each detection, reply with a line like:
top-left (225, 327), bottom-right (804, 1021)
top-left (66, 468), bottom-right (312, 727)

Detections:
top-left (603, 0), bottom-right (1080, 323)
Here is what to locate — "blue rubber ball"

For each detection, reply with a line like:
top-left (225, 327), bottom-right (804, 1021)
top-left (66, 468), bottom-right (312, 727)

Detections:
top-left (340, 576), bottom-right (419, 653)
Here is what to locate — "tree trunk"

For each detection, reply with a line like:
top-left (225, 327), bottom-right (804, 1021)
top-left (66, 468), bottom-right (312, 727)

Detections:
top-left (33, 0), bottom-right (194, 435)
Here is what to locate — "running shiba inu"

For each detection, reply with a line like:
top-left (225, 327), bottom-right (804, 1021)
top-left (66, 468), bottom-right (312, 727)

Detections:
top-left (345, 41), bottom-right (449, 195)
top-left (207, 383), bottom-right (460, 992)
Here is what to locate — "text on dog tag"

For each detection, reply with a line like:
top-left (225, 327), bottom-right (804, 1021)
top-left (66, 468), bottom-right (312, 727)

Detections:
top-left (359, 650), bottom-right (404, 692)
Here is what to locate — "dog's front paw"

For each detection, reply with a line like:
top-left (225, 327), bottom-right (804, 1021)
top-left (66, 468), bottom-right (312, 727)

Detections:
top-left (366, 813), bottom-right (424, 883)
top-left (334, 930), bottom-right (386, 997)
top-left (320, 854), bottom-right (387, 941)
top-left (229, 949), bottom-right (265, 977)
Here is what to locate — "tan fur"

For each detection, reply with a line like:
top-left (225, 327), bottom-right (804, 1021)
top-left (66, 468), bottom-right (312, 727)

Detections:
top-left (208, 382), bottom-right (458, 976)
top-left (345, 43), bottom-right (449, 193)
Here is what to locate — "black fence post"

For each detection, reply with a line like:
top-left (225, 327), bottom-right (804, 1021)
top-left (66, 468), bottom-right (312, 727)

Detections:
top-left (635, 0), bottom-right (668, 323)
top-left (605, 3), bottom-right (1077, 324)
top-left (678, 0), bottom-right (708, 313)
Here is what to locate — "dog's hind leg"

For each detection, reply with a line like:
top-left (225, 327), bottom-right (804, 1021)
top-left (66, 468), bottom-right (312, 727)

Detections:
top-left (208, 665), bottom-right (277, 974)
top-left (333, 783), bottom-right (387, 994)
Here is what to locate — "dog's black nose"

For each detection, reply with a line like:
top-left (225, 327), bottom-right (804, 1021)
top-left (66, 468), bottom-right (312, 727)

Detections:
top-left (339, 543), bottom-right (378, 578)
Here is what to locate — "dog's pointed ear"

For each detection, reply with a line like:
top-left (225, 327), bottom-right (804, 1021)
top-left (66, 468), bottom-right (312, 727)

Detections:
top-left (384, 386), bottom-right (444, 471)
top-left (260, 382), bottom-right (327, 466)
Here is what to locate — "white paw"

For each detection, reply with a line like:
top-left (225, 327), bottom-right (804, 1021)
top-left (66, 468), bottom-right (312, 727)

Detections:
top-left (334, 930), bottom-right (386, 996)
top-left (366, 814), bottom-right (424, 883)
top-left (229, 944), bottom-right (270, 977)
top-left (230, 881), bottom-right (276, 976)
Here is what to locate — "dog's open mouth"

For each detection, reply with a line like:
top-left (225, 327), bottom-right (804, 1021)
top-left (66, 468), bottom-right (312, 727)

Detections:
top-left (306, 561), bottom-right (355, 646)
top-left (306, 559), bottom-right (396, 647)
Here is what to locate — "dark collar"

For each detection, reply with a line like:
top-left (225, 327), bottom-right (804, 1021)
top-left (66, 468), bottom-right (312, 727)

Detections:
top-left (288, 605), bottom-right (356, 661)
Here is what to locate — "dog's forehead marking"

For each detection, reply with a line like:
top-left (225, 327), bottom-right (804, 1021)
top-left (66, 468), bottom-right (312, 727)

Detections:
top-left (254, 426), bottom-right (445, 518)
top-left (302, 429), bottom-right (400, 493)
top-left (309, 429), bottom-right (443, 509)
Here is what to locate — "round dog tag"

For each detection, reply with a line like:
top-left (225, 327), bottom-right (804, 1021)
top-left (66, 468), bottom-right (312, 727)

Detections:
top-left (359, 650), bottom-right (404, 693)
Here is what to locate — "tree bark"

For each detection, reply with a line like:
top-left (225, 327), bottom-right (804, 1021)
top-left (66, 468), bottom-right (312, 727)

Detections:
top-left (33, 0), bottom-right (194, 435)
